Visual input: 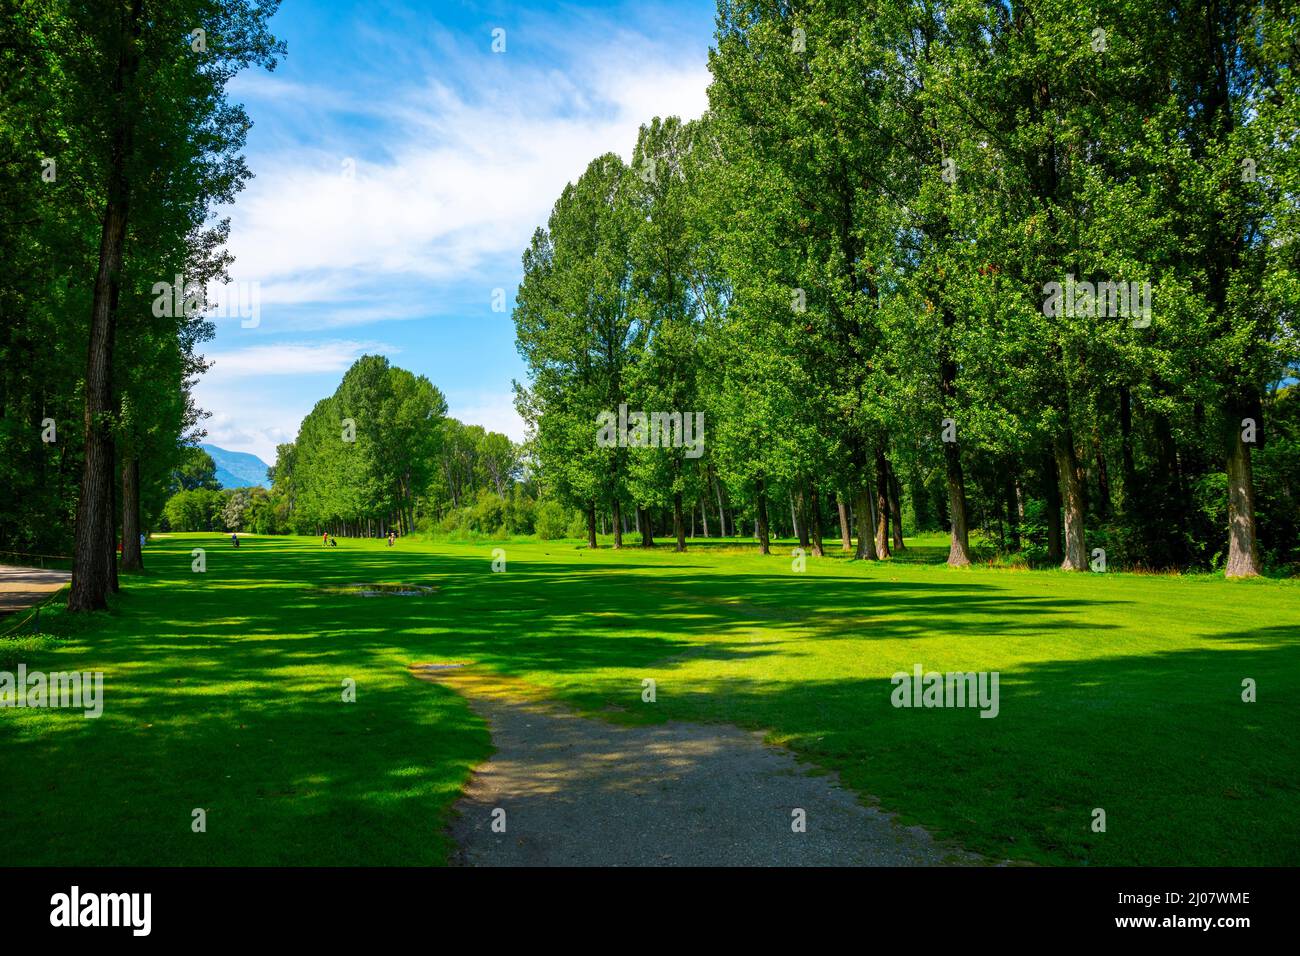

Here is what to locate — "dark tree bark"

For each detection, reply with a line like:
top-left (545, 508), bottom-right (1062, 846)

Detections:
top-left (942, 440), bottom-right (971, 566)
top-left (874, 447), bottom-right (892, 558)
top-left (1056, 431), bottom-right (1088, 571)
top-left (854, 486), bottom-right (879, 560)
top-left (120, 456), bottom-right (143, 571)
top-left (672, 490), bottom-right (686, 553)
top-left (611, 498), bottom-right (623, 548)
top-left (808, 483), bottom-right (824, 557)
top-left (755, 475), bottom-right (771, 555)
top-left (700, 495), bottom-right (710, 538)
top-left (585, 500), bottom-right (598, 549)
top-left (638, 506), bottom-right (655, 548)
top-left (836, 494), bottom-right (852, 551)
top-left (888, 464), bottom-right (905, 551)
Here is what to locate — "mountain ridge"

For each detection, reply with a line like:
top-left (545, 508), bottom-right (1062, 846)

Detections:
top-left (200, 443), bottom-right (272, 490)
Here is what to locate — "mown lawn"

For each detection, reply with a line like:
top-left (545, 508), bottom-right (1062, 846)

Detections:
top-left (3, 531), bottom-right (1298, 866)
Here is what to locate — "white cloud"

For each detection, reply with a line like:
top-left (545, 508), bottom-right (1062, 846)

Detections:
top-left (223, 40), bottom-right (710, 322)
top-left (202, 339), bottom-right (400, 381)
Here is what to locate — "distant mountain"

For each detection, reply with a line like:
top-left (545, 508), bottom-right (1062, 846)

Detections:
top-left (200, 444), bottom-right (272, 490)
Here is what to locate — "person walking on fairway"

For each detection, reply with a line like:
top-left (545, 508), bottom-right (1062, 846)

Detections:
top-left (231, 532), bottom-right (239, 548)
top-left (323, 532), bottom-right (329, 547)
top-left (387, 530), bottom-right (395, 547)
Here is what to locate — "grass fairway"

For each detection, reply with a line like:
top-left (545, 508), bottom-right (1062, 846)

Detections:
top-left (4, 531), bottom-right (1298, 866)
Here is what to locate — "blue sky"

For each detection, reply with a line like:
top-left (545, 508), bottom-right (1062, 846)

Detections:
top-left (195, 0), bottom-right (716, 462)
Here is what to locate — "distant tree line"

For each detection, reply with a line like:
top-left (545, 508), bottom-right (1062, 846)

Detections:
top-left (512, 0), bottom-right (1299, 575)
top-left (157, 355), bottom-right (533, 538)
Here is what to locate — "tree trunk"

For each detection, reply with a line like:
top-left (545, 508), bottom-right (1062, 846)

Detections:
top-left (836, 494), bottom-right (852, 551)
top-left (611, 498), bottom-right (624, 548)
top-left (808, 483), bottom-right (825, 557)
top-left (673, 490), bottom-right (686, 553)
top-left (785, 489), bottom-right (806, 548)
top-left (888, 465), bottom-right (905, 551)
top-left (1225, 415), bottom-right (1261, 578)
top-left (700, 495), bottom-right (710, 538)
top-left (639, 506), bottom-right (655, 548)
top-left (874, 447), bottom-right (892, 559)
top-left (1056, 431), bottom-right (1088, 571)
top-left (712, 468), bottom-right (727, 537)
top-left (585, 500), bottom-right (598, 549)
top-left (943, 440), bottom-right (971, 566)
top-left (120, 456), bottom-right (143, 571)
top-left (755, 476), bottom-right (771, 555)
top-left (854, 486), bottom-right (879, 560)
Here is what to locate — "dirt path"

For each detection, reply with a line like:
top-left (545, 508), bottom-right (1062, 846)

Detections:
top-left (0, 566), bottom-right (70, 614)
top-left (412, 664), bottom-right (980, 867)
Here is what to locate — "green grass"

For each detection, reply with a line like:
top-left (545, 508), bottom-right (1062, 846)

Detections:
top-left (3, 531), bottom-right (1298, 866)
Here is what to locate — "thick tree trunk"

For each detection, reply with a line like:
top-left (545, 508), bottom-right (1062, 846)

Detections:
top-left (874, 447), bottom-right (892, 559)
top-left (1056, 432), bottom-right (1088, 571)
top-left (943, 440), bottom-right (971, 566)
top-left (120, 456), bottom-right (143, 571)
top-left (808, 483), bottom-right (824, 557)
top-left (1225, 418), bottom-right (1261, 578)
top-left (755, 476), bottom-right (771, 555)
top-left (585, 500), bottom-right (598, 549)
top-left (854, 486), bottom-right (879, 560)
top-left (71, 209), bottom-right (130, 610)
top-left (611, 498), bottom-right (624, 548)
top-left (836, 494), bottom-right (852, 551)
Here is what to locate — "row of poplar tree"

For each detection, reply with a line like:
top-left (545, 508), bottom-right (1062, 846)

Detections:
top-left (0, 2), bottom-right (284, 609)
top-left (513, 0), bottom-right (1299, 575)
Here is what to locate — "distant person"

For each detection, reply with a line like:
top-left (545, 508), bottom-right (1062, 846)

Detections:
top-left (387, 531), bottom-right (395, 547)
top-left (139, 532), bottom-right (146, 549)
top-left (323, 532), bottom-right (329, 547)
top-left (231, 532), bottom-right (239, 548)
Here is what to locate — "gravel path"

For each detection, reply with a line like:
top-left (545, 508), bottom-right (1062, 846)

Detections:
top-left (412, 664), bottom-right (979, 867)
top-left (0, 566), bottom-right (70, 613)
